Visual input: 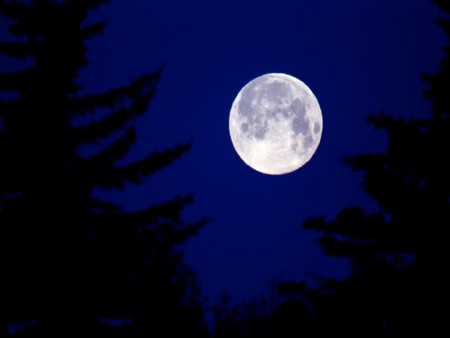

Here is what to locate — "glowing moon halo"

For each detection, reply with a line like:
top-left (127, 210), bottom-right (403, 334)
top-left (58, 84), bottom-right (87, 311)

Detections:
top-left (229, 73), bottom-right (322, 175)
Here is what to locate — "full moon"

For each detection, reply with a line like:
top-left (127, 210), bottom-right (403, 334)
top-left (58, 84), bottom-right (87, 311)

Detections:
top-left (229, 73), bottom-right (322, 175)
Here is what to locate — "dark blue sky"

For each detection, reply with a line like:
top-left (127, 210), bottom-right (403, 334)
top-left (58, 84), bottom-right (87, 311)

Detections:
top-left (80, 0), bottom-right (445, 305)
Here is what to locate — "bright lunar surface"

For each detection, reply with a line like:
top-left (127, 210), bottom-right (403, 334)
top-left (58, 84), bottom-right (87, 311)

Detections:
top-left (229, 73), bottom-right (323, 175)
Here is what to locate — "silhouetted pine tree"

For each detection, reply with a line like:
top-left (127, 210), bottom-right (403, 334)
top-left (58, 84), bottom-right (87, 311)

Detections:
top-left (212, 287), bottom-right (317, 338)
top-left (296, 0), bottom-right (450, 336)
top-left (0, 0), bottom-right (208, 336)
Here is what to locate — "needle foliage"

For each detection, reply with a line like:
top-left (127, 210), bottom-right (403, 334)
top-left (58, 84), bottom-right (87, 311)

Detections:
top-left (0, 0), bottom-right (208, 336)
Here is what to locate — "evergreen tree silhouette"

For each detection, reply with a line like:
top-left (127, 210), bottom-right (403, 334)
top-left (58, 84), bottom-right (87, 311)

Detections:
top-left (212, 285), bottom-right (318, 338)
top-left (0, 0), bottom-right (208, 336)
top-left (296, 0), bottom-right (450, 335)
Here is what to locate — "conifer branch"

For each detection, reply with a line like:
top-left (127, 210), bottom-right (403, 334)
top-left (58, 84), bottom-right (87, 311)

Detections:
top-left (94, 141), bottom-right (192, 190)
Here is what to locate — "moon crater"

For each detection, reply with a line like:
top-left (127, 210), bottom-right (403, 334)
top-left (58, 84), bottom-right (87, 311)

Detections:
top-left (229, 73), bottom-right (322, 175)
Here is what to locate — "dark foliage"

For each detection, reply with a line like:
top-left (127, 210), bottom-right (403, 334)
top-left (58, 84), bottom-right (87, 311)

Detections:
top-left (297, 0), bottom-right (450, 336)
top-left (0, 0), bottom-right (208, 336)
top-left (212, 287), bottom-right (318, 338)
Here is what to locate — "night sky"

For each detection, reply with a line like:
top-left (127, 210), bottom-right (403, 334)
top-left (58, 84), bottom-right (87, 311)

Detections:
top-left (78, 0), bottom-right (445, 306)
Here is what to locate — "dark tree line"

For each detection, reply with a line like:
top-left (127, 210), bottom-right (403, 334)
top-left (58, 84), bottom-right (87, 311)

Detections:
top-left (0, 0), bottom-right (208, 336)
top-left (212, 0), bottom-right (450, 337)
